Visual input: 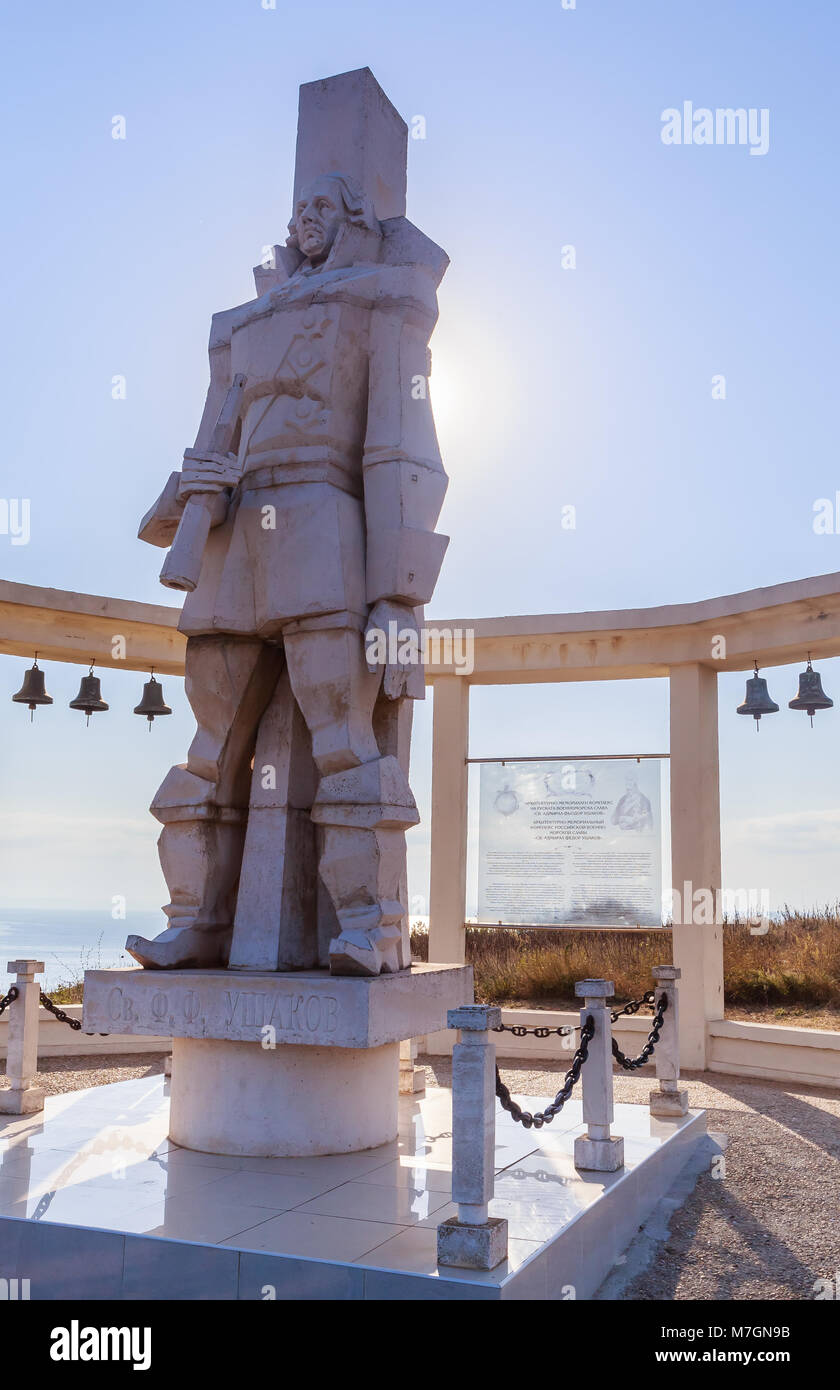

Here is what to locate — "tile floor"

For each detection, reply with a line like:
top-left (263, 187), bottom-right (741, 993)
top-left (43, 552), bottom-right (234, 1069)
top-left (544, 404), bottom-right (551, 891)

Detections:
top-left (0, 1077), bottom-right (704, 1296)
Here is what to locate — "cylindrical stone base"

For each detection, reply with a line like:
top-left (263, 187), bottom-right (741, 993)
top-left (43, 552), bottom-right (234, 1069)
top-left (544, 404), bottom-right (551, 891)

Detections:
top-left (169, 1037), bottom-right (399, 1157)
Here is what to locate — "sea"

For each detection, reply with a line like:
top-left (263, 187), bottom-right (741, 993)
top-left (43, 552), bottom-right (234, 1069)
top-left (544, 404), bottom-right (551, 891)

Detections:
top-left (0, 908), bottom-right (165, 992)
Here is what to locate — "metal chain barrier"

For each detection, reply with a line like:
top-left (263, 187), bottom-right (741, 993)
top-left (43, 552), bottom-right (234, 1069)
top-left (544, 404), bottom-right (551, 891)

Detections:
top-left (39, 991), bottom-right (82, 1031)
top-left (493, 1022), bottom-right (575, 1039)
top-left (496, 1014), bottom-right (595, 1129)
top-left (611, 994), bottom-right (668, 1070)
top-left (0, 986), bottom-right (19, 1016)
top-left (610, 990), bottom-right (656, 1023)
top-left (492, 991), bottom-right (655, 1041)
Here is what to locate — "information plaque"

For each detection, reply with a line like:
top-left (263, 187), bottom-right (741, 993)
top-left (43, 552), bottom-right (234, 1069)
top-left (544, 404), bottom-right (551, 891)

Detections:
top-left (477, 758), bottom-right (663, 927)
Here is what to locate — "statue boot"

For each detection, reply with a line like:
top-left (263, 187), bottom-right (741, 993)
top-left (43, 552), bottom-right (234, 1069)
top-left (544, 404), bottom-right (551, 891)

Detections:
top-left (125, 765), bottom-right (246, 970)
top-left (310, 755), bottom-right (419, 976)
top-left (126, 923), bottom-right (233, 971)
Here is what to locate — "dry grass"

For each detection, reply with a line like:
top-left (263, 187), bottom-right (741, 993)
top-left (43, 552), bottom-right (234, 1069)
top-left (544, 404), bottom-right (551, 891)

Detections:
top-left (722, 904), bottom-right (840, 1007)
top-left (49, 980), bottom-right (84, 1004)
top-left (412, 925), bottom-right (669, 1005)
top-left (411, 904), bottom-right (840, 1012)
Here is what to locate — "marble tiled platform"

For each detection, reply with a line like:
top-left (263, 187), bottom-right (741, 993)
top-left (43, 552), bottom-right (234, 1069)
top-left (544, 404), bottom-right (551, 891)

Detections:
top-left (0, 1077), bottom-right (705, 1300)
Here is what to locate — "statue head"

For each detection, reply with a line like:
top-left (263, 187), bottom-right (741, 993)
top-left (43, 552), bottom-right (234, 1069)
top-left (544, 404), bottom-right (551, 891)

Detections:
top-left (287, 173), bottom-right (378, 265)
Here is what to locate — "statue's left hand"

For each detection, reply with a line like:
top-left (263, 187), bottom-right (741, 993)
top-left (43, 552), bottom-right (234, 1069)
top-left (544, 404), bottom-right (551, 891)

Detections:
top-left (365, 600), bottom-right (425, 700)
top-left (178, 449), bottom-right (241, 500)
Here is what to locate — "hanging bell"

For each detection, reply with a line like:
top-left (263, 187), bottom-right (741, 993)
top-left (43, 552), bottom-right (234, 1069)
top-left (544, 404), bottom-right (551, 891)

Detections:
top-left (789, 655), bottom-right (833, 726)
top-left (737, 662), bottom-right (779, 730)
top-left (69, 662), bottom-right (109, 725)
top-left (12, 654), bottom-right (53, 721)
top-left (134, 671), bottom-right (172, 730)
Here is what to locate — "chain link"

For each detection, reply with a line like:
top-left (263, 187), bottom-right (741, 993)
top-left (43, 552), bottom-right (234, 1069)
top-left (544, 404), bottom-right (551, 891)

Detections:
top-left (610, 990), bottom-right (656, 1023)
top-left (39, 992), bottom-right (82, 1031)
top-left (496, 1014), bottom-right (595, 1128)
top-left (611, 994), bottom-right (668, 1070)
top-left (0, 986), bottom-right (19, 1016)
top-left (493, 1022), bottom-right (575, 1039)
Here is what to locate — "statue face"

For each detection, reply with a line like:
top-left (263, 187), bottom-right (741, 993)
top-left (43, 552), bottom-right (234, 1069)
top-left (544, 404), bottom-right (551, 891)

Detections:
top-left (293, 180), bottom-right (346, 263)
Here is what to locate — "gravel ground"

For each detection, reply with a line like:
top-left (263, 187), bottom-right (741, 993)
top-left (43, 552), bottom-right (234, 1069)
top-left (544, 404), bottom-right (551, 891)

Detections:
top-left (422, 1054), bottom-right (840, 1301)
top-left (1, 1054), bottom-right (169, 1096)
top-left (5, 1051), bottom-right (838, 1300)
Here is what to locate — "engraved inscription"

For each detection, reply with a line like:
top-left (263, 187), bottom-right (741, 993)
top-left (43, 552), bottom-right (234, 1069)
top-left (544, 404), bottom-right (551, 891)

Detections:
top-left (223, 990), bottom-right (338, 1034)
top-left (150, 992), bottom-right (168, 1022)
top-left (106, 986), bottom-right (137, 1024)
top-left (183, 990), bottom-right (201, 1022)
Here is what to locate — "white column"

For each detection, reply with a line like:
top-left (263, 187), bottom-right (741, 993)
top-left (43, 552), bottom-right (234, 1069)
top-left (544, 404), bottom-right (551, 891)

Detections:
top-left (0, 960), bottom-right (46, 1115)
top-left (437, 1004), bottom-right (508, 1270)
top-left (428, 675), bottom-right (469, 966)
top-left (573, 979), bottom-right (624, 1172)
top-left (649, 964), bottom-right (689, 1117)
top-left (669, 663), bottom-right (724, 1070)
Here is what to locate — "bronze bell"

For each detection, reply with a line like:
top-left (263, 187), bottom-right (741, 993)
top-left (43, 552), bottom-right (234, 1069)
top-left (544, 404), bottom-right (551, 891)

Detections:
top-left (12, 654), bottom-right (53, 721)
top-left (789, 656), bottom-right (833, 726)
top-left (134, 672), bottom-right (172, 730)
top-left (737, 662), bottom-right (779, 730)
top-left (69, 663), bottom-right (109, 725)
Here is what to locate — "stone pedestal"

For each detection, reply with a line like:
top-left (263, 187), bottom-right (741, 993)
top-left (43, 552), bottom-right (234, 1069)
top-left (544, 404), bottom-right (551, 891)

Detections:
top-left (83, 962), bottom-right (471, 1157)
top-left (573, 1133), bottom-right (624, 1171)
top-left (437, 1216), bottom-right (508, 1270)
top-left (649, 1083), bottom-right (690, 1119)
top-left (169, 1037), bottom-right (399, 1156)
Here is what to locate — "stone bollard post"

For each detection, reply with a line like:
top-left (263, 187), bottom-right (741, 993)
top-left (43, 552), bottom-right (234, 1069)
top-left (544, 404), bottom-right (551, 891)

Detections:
top-left (573, 979), bottom-right (624, 1172)
top-left (399, 1037), bottom-right (425, 1094)
top-left (437, 1004), bottom-right (508, 1270)
top-left (649, 965), bottom-right (689, 1117)
top-left (0, 960), bottom-right (46, 1115)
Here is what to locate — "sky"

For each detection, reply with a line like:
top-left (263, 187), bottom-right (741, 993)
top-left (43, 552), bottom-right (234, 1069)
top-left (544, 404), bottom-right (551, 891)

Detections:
top-left (1, 0), bottom-right (839, 925)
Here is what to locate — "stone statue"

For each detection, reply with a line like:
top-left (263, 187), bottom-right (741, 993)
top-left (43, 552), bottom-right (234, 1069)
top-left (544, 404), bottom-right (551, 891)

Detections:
top-left (126, 69), bottom-right (449, 978)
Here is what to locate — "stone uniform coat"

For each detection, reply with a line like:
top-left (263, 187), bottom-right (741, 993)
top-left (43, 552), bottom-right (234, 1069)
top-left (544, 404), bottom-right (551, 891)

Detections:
top-left (140, 218), bottom-right (450, 643)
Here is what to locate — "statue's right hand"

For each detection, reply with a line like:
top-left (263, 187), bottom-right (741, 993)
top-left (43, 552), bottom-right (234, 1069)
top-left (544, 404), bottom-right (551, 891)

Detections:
top-left (178, 448), bottom-right (240, 500)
